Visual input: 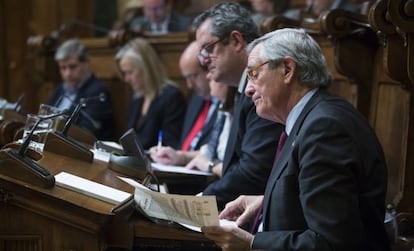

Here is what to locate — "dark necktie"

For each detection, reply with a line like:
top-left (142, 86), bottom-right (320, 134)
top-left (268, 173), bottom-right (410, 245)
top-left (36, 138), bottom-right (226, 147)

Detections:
top-left (250, 130), bottom-right (288, 234)
top-left (206, 112), bottom-right (226, 160)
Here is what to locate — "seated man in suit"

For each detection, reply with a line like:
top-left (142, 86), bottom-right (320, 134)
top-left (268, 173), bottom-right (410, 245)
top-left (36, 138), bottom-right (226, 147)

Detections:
top-left (202, 28), bottom-right (390, 251)
top-left (129, 0), bottom-right (192, 35)
top-left (153, 3), bottom-right (284, 209)
top-left (48, 39), bottom-right (115, 140)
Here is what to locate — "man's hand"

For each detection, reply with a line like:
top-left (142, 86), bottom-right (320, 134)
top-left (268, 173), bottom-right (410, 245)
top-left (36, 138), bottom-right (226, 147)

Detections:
top-left (201, 225), bottom-right (253, 251)
top-left (149, 146), bottom-right (183, 165)
top-left (220, 195), bottom-right (263, 226)
top-left (185, 153), bottom-right (209, 171)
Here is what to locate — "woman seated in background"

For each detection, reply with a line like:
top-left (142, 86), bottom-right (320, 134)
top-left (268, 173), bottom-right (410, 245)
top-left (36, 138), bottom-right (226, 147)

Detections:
top-left (115, 38), bottom-right (186, 149)
top-left (150, 80), bottom-right (236, 177)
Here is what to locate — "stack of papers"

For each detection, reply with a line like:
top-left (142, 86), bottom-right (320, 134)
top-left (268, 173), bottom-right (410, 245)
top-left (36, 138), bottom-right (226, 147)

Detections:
top-left (119, 177), bottom-right (236, 232)
top-left (151, 163), bottom-right (213, 176)
top-left (55, 172), bottom-right (132, 205)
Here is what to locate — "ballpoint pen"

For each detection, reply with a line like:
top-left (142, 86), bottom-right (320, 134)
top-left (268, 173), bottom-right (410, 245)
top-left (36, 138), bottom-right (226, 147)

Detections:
top-left (157, 130), bottom-right (163, 150)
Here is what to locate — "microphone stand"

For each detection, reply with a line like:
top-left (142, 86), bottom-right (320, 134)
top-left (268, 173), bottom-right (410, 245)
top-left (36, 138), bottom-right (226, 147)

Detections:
top-left (43, 103), bottom-right (94, 163)
top-left (55, 93), bottom-right (103, 131)
top-left (0, 112), bottom-right (68, 188)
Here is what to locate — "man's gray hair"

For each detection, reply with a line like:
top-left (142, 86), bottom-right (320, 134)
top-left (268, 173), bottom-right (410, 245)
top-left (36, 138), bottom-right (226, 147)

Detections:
top-left (193, 2), bottom-right (259, 43)
top-left (247, 28), bottom-right (332, 88)
top-left (54, 39), bottom-right (88, 62)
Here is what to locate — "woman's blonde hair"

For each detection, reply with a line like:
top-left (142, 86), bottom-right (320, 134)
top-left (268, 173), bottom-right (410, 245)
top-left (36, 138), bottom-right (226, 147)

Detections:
top-left (115, 38), bottom-right (175, 96)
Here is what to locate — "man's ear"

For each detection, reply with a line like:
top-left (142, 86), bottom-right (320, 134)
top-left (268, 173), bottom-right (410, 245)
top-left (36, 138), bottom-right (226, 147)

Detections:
top-left (283, 56), bottom-right (296, 83)
top-left (229, 30), bottom-right (245, 52)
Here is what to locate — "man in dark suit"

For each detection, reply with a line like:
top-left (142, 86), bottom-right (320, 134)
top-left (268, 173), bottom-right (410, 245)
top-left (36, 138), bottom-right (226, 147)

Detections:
top-left (193, 2), bottom-right (284, 210)
top-left (202, 28), bottom-right (390, 251)
top-left (48, 39), bottom-right (115, 140)
top-left (129, 0), bottom-right (192, 35)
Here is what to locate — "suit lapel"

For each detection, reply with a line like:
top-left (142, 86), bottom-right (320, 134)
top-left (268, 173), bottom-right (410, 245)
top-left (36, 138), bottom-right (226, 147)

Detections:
top-left (222, 73), bottom-right (247, 173)
top-left (222, 94), bottom-right (243, 172)
top-left (262, 89), bottom-right (328, 228)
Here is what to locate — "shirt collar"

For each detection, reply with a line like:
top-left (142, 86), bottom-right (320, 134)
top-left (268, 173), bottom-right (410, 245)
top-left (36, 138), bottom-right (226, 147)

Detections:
top-left (285, 88), bottom-right (317, 135)
top-left (150, 13), bottom-right (170, 35)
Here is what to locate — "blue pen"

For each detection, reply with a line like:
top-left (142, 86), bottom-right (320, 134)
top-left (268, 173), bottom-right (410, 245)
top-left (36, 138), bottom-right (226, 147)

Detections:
top-left (157, 130), bottom-right (163, 150)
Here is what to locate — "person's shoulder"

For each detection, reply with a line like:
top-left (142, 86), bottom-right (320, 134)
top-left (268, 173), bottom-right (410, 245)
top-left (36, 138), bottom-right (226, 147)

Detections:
top-left (81, 74), bottom-right (110, 94)
top-left (129, 15), bottom-right (148, 27)
top-left (160, 84), bottom-right (185, 99)
top-left (87, 74), bottom-right (106, 86)
top-left (170, 11), bottom-right (192, 22)
top-left (188, 93), bottom-right (205, 104)
top-left (169, 11), bottom-right (192, 30)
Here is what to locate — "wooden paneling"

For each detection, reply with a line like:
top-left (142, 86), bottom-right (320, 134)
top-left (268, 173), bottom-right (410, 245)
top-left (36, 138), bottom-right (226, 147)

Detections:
top-left (0, 0), bottom-right (95, 115)
top-left (0, 0), bottom-right (6, 98)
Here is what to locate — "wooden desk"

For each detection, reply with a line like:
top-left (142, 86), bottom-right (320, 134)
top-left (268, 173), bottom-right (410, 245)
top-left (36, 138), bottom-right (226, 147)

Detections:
top-left (0, 151), bottom-right (217, 251)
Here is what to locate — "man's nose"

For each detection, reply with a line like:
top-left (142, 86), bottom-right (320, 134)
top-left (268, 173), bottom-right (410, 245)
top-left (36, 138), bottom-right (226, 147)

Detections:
top-left (62, 69), bottom-right (71, 77)
top-left (245, 81), bottom-right (256, 97)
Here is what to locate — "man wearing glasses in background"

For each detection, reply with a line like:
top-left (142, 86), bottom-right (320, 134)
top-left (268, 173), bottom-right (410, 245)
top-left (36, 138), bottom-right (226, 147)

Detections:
top-left (192, 2), bottom-right (284, 211)
top-left (129, 0), bottom-right (192, 35)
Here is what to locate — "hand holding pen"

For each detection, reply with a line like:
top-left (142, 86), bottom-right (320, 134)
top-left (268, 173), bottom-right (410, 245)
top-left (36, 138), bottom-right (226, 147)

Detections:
top-left (157, 130), bottom-right (163, 150)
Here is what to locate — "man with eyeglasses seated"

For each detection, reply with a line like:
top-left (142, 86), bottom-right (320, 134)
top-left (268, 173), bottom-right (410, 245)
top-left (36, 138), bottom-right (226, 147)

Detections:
top-left (193, 2), bottom-right (284, 211)
top-left (129, 0), bottom-right (192, 35)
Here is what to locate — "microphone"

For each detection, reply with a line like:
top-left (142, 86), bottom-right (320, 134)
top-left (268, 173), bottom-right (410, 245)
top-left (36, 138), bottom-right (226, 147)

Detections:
top-left (60, 103), bottom-right (82, 136)
top-left (79, 92), bottom-right (106, 104)
top-left (55, 93), bottom-right (106, 131)
top-left (13, 93), bottom-right (25, 112)
top-left (18, 111), bottom-right (68, 157)
top-left (60, 93), bottom-right (106, 135)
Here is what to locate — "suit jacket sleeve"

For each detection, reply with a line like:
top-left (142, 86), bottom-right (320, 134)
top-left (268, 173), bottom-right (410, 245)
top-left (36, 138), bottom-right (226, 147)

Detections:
top-left (203, 95), bottom-right (283, 210)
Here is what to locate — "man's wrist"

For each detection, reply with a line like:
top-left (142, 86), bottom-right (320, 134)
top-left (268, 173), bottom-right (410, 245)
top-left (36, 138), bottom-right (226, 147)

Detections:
top-left (208, 161), bottom-right (215, 173)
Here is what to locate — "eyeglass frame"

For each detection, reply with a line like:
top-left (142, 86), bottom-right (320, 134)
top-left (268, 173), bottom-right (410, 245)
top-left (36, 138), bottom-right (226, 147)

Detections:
top-left (197, 36), bottom-right (229, 64)
top-left (247, 60), bottom-right (271, 81)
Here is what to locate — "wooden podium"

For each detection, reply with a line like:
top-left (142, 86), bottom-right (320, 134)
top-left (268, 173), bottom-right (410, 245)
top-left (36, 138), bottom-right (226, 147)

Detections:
top-left (0, 150), bottom-right (218, 251)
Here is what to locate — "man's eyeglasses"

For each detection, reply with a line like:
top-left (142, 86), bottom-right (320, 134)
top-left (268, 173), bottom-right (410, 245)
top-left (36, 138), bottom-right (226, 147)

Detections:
top-left (247, 61), bottom-right (270, 80)
top-left (198, 37), bottom-right (227, 64)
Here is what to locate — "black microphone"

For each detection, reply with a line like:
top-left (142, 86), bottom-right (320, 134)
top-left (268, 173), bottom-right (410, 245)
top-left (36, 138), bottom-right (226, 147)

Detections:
top-left (60, 103), bottom-right (82, 136)
top-left (55, 93), bottom-right (105, 130)
top-left (13, 93), bottom-right (25, 112)
top-left (79, 92), bottom-right (106, 104)
top-left (60, 93), bottom-right (106, 135)
top-left (18, 111), bottom-right (68, 157)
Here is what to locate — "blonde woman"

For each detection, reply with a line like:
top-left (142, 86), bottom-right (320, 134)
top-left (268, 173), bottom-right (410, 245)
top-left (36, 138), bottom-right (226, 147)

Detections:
top-left (115, 38), bottom-right (186, 149)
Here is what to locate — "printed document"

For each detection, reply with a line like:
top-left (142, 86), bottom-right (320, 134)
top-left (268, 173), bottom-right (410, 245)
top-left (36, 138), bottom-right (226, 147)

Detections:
top-left (119, 177), bottom-right (220, 228)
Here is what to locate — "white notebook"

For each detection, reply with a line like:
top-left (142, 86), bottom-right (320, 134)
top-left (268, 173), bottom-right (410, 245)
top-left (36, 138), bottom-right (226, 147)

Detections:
top-left (55, 171), bottom-right (132, 205)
